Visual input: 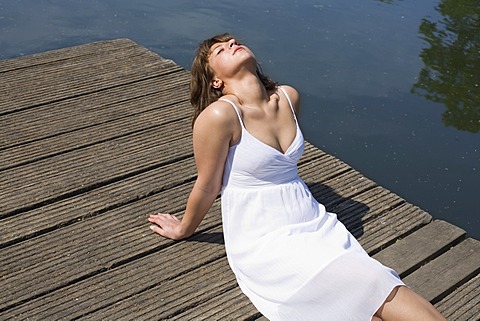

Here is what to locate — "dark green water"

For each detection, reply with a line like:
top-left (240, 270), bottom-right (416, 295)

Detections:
top-left (1, 0), bottom-right (478, 237)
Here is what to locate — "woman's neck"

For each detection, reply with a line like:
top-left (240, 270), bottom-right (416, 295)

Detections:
top-left (224, 73), bottom-right (270, 106)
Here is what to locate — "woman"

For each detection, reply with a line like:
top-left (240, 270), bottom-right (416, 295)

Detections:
top-left (148, 33), bottom-right (445, 321)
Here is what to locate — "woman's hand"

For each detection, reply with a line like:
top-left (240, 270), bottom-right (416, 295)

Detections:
top-left (148, 213), bottom-right (186, 240)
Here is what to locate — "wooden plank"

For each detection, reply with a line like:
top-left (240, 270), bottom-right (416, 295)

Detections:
top-left (0, 43), bottom-right (183, 114)
top-left (0, 96), bottom-right (191, 170)
top-left (298, 141), bottom-right (328, 165)
top-left (357, 202), bottom-right (432, 254)
top-left (169, 287), bottom-right (260, 320)
top-left (0, 117), bottom-right (192, 216)
top-left (0, 180), bottom-right (195, 276)
top-left (1, 45), bottom-right (155, 83)
top-left (84, 255), bottom-right (237, 320)
top-left (0, 157), bottom-right (196, 248)
top-left (301, 154), bottom-right (353, 186)
top-left (0, 39), bottom-right (137, 72)
top-left (403, 238), bottom-right (480, 304)
top-left (336, 187), bottom-right (404, 229)
top-left (0, 191), bottom-right (222, 312)
top-left (0, 72), bottom-right (190, 150)
top-left (373, 220), bottom-right (466, 277)
top-left (300, 155), bottom-right (432, 253)
top-left (1, 224), bottom-right (226, 319)
top-left (435, 273), bottom-right (480, 321)
top-left (309, 169), bottom-right (375, 205)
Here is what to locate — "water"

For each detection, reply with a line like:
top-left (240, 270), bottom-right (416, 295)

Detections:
top-left (1, 0), bottom-right (478, 238)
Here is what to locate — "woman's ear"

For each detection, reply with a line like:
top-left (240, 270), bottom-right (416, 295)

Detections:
top-left (212, 78), bottom-right (223, 89)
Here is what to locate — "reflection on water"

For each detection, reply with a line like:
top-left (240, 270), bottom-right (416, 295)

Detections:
top-left (412, 0), bottom-right (480, 133)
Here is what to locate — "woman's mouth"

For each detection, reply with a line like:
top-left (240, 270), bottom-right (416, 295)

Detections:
top-left (233, 47), bottom-right (244, 54)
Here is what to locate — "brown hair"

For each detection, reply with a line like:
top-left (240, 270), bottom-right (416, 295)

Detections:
top-left (190, 33), bottom-right (277, 126)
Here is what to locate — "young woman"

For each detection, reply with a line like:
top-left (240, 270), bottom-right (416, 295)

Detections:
top-left (148, 33), bottom-right (446, 321)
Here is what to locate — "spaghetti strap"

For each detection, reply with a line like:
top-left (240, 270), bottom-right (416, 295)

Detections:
top-left (278, 86), bottom-right (298, 123)
top-left (219, 98), bottom-right (245, 129)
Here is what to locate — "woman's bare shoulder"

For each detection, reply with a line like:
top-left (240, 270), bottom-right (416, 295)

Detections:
top-left (278, 85), bottom-right (301, 111)
top-left (194, 99), bottom-right (238, 133)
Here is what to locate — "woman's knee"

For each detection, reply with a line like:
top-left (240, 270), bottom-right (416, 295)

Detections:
top-left (375, 285), bottom-right (446, 321)
top-left (374, 285), bottom-right (400, 319)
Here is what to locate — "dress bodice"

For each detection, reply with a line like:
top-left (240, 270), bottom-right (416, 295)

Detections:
top-left (220, 87), bottom-right (305, 189)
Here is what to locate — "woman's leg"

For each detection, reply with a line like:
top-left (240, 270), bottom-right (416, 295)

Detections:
top-left (374, 286), bottom-right (446, 321)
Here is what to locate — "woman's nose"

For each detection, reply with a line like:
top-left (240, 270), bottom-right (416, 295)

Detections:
top-left (228, 38), bottom-right (236, 48)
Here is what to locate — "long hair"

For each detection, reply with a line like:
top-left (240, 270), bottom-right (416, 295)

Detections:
top-left (190, 33), bottom-right (277, 127)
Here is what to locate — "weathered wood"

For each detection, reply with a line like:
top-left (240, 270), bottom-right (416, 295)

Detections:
top-left (435, 273), bottom-right (480, 321)
top-left (304, 165), bottom-right (432, 253)
top-left (1, 58), bottom-right (182, 115)
top-left (1, 118), bottom-right (192, 216)
top-left (0, 72), bottom-right (190, 149)
top-left (403, 238), bottom-right (480, 304)
top-left (0, 80), bottom-right (190, 163)
top-left (170, 287), bottom-right (260, 320)
top-left (0, 41), bottom-right (183, 114)
top-left (1, 99), bottom-right (190, 171)
top-left (0, 39), bottom-right (136, 72)
top-left (0, 39), bottom-right (478, 320)
top-left (0, 157), bottom-right (196, 247)
top-left (0, 197), bottom-right (221, 312)
top-left (1, 224), bottom-right (226, 319)
top-left (85, 254), bottom-right (237, 320)
top-left (373, 220), bottom-right (466, 277)
top-left (358, 203), bottom-right (432, 254)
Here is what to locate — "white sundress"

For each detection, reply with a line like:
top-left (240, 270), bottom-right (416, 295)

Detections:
top-left (219, 87), bottom-right (404, 321)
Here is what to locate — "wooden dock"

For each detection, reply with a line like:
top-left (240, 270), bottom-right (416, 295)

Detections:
top-left (0, 39), bottom-right (478, 320)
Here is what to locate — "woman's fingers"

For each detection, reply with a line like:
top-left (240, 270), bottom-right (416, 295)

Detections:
top-left (148, 213), bottom-right (182, 239)
top-left (148, 213), bottom-right (178, 225)
top-left (149, 224), bottom-right (167, 237)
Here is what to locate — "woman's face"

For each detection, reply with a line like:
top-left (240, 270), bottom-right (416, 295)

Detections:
top-left (208, 38), bottom-right (256, 82)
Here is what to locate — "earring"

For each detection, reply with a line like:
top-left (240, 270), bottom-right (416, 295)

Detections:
top-left (213, 79), bottom-right (223, 89)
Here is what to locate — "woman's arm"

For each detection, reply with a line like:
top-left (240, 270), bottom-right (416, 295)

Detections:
top-left (148, 101), bottom-right (235, 240)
